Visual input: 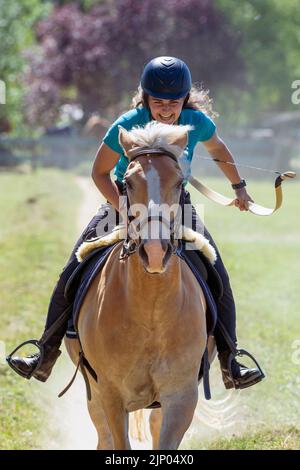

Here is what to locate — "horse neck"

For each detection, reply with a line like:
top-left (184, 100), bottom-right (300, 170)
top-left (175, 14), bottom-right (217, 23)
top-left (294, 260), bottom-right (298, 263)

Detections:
top-left (125, 252), bottom-right (183, 303)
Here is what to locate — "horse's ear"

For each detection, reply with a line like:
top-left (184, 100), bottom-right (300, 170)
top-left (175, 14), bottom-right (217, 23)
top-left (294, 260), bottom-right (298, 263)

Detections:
top-left (118, 126), bottom-right (136, 154)
top-left (168, 132), bottom-right (188, 150)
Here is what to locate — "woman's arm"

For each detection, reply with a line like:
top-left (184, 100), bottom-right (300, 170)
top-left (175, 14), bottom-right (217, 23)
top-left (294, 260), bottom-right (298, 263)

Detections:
top-left (202, 132), bottom-right (253, 211)
top-left (202, 132), bottom-right (242, 184)
top-left (91, 142), bottom-right (122, 211)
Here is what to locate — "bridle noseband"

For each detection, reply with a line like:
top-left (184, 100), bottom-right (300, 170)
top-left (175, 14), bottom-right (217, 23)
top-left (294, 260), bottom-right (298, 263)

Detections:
top-left (120, 148), bottom-right (183, 260)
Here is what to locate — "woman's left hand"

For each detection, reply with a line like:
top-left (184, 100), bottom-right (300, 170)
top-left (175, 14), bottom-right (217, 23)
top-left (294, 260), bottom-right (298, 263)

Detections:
top-left (234, 187), bottom-right (254, 211)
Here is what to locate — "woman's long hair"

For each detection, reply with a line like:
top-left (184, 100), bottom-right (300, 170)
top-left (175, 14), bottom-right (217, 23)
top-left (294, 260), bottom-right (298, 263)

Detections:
top-left (131, 84), bottom-right (218, 119)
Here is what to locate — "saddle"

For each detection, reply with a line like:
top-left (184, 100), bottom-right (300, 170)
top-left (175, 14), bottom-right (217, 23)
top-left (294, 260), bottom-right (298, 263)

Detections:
top-left (64, 240), bottom-right (222, 340)
top-left (64, 242), bottom-right (119, 337)
top-left (62, 230), bottom-right (223, 404)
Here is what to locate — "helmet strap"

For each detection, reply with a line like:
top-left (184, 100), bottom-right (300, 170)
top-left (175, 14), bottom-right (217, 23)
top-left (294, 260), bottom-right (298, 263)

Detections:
top-left (183, 93), bottom-right (190, 108)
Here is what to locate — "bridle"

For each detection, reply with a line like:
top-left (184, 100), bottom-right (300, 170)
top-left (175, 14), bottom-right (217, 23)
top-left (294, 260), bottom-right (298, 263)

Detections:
top-left (118, 146), bottom-right (296, 260)
top-left (120, 148), bottom-right (183, 260)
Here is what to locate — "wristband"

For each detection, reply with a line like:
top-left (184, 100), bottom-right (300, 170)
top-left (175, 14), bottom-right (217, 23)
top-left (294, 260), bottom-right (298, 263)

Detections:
top-left (231, 179), bottom-right (246, 190)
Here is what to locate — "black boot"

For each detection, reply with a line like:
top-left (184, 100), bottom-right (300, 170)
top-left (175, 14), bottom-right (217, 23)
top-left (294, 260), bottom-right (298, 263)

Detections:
top-left (7, 210), bottom-right (102, 382)
top-left (7, 335), bottom-right (63, 382)
top-left (218, 350), bottom-right (265, 390)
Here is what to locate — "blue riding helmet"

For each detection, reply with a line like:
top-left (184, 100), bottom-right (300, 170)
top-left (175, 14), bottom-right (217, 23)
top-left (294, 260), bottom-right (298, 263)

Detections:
top-left (141, 56), bottom-right (192, 100)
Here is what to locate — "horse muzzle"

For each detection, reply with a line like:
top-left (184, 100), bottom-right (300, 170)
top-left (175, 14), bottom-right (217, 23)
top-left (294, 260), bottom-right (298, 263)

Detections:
top-left (139, 239), bottom-right (173, 274)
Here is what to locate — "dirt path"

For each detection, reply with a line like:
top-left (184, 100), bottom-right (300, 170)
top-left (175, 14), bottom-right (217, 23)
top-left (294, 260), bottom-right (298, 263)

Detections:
top-left (39, 177), bottom-right (151, 449)
top-left (39, 176), bottom-right (244, 450)
top-left (75, 176), bottom-right (103, 235)
top-left (37, 177), bottom-right (102, 449)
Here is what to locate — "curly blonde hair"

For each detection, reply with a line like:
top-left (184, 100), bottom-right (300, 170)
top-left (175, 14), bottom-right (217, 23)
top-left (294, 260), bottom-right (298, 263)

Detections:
top-left (131, 84), bottom-right (218, 119)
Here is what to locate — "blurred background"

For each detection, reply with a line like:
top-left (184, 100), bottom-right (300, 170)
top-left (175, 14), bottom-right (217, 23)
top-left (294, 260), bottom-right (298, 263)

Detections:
top-left (0, 0), bottom-right (300, 450)
top-left (1, 0), bottom-right (300, 174)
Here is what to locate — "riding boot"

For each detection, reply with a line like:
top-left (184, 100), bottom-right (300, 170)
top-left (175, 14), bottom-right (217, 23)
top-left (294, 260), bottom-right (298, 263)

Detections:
top-left (7, 257), bottom-right (79, 381)
top-left (186, 193), bottom-right (265, 390)
top-left (218, 349), bottom-right (265, 390)
top-left (214, 313), bottom-right (265, 390)
top-left (7, 197), bottom-right (122, 382)
top-left (214, 292), bottom-right (265, 390)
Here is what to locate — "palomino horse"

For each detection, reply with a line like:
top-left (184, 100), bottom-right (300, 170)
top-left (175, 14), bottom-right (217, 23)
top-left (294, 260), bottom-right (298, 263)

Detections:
top-left (65, 122), bottom-right (216, 450)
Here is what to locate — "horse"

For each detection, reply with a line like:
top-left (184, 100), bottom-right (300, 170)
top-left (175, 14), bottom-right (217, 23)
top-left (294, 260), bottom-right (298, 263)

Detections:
top-left (65, 122), bottom-right (216, 450)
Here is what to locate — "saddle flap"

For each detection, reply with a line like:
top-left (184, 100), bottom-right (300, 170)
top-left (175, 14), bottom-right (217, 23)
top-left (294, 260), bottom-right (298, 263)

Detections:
top-left (64, 244), bottom-right (116, 302)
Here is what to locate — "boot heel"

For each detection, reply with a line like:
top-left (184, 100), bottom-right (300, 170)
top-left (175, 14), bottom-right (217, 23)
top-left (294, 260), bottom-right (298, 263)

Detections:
top-left (221, 372), bottom-right (234, 389)
top-left (224, 380), bottom-right (234, 390)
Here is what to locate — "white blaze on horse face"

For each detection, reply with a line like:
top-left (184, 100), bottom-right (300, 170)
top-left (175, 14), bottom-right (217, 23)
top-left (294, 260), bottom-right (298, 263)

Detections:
top-left (146, 163), bottom-right (161, 205)
top-left (145, 163), bottom-right (161, 240)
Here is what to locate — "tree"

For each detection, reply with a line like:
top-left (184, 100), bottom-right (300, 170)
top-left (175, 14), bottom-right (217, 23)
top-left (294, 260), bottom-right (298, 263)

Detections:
top-left (0, 0), bottom-right (50, 134)
top-left (24, 0), bottom-right (243, 127)
top-left (215, 0), bottom-right (300, 122)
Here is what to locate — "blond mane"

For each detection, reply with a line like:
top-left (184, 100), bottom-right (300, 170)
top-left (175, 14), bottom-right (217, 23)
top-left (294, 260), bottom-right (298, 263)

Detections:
top-left (126, 121), bottom-right (193, 159)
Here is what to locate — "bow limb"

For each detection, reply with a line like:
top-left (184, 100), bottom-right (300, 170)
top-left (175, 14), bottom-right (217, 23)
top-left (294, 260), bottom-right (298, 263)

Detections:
top-left (188, 171), bottom-right (296, 216)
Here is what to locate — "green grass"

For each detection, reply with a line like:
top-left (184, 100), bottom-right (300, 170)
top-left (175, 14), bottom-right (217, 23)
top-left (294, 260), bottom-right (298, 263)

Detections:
top-left (0, 169), bottom-right (81, 450)
top-left (184, 175), bottom-right (300, 448)
top-left (0, 171), bottom-right (299, 449)
top-left (188, 426), bottom-right (300, 450)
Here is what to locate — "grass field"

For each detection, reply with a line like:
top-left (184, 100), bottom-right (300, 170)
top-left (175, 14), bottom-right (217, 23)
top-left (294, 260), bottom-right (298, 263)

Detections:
top-left (185, 175), bottom-right (300, 449)
top-left (0, 169), bottom-right (81, 450)
top-left (0, 169), bottom-right (299, 449)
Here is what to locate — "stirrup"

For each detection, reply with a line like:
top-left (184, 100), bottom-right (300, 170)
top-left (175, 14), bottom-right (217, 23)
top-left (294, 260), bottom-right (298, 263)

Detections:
top-left (6, 339), bottom-right (45, 380)
top-left (226, 348), bottom-right (265, 389)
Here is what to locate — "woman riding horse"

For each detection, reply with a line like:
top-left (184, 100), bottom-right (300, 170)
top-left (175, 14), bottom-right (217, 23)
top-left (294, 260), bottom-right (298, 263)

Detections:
top-left (8, 56), bottom-right (264, 390)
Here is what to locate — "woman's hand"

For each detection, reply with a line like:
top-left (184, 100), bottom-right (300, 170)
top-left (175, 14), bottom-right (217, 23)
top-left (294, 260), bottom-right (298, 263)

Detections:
top-left (234, 187), bottom-right (254, 211)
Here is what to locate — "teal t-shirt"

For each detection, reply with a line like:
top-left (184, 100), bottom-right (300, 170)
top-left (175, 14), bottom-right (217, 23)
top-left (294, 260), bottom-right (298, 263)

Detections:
top-left (103, 107), bottom-right (216, 182)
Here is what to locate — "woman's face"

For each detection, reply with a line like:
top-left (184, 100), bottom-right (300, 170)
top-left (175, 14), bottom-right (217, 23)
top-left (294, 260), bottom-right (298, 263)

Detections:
top-left (148, 96), bottom-right (185, 125)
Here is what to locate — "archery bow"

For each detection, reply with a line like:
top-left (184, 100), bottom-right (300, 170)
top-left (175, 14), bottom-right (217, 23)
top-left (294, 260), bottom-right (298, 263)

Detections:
top-left (188, 158), bottom-right (296, 216)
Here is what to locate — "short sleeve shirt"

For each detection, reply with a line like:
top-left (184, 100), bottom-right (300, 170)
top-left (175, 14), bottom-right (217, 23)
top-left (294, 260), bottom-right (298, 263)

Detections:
top-left (103, 107), bottom-right (216, 182)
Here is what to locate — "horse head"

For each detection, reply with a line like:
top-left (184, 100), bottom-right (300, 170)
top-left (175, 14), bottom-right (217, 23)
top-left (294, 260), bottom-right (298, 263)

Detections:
top-left (119, 122), bottom-right (192, 274)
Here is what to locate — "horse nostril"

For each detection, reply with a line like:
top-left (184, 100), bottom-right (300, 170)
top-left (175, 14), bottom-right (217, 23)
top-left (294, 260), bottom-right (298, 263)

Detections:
top-left (139, 240), bottom-right (173, 273)
top-left (162, 242), bottom-right (173, 267)
top-left (139, 243), bottom-right (148, 265)
top-left (160, 240), bottom-right (169, 253)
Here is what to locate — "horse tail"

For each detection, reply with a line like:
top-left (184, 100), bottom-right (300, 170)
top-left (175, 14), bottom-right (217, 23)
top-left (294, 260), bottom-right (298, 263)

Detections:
top-left (129, 410), bottom-right (148, 442)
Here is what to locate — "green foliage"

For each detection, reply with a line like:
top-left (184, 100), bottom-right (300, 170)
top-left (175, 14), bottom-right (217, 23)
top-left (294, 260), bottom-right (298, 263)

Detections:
top-left (23, 0), bottom-right (242, 128)
top-left (1, 0), bottom-right (300, 133)
top-left (0, 0), bottom-right (50, 134)
top-left (215, 0), bottom-right (300, 123)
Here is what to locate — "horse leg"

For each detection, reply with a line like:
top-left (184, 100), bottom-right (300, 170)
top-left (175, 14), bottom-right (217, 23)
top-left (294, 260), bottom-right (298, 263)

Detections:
top-left (159, 386), bottom-right (198, 450)
top-left (100, 388), bottom-right (131, 450)
top-left (65, 339), bottom-right (114, 449)
top-left (149, 408), bottom-right (162, 450)
top-left (86, 390), bottom-right (114, 450)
